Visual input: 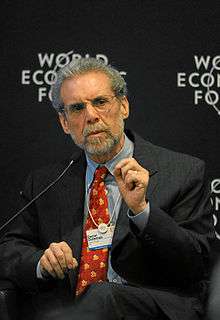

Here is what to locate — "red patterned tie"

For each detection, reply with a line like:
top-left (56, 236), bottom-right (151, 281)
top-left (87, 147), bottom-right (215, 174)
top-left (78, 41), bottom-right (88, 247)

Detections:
top-left (76, 166), bottom-right (109, 296)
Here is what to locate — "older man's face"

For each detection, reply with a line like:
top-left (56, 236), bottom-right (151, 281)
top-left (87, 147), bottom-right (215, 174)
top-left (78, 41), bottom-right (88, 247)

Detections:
top-left (59, 71), bottom-right (129, 162)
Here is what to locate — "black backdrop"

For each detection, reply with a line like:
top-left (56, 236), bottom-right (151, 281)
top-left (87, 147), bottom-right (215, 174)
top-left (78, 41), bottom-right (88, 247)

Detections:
top-left (0, 1), bottom-right (220, 254)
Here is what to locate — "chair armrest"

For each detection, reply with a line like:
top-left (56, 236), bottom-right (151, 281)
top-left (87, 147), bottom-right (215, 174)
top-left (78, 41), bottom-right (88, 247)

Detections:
top-left (0, 280), bottom-right (18, 320)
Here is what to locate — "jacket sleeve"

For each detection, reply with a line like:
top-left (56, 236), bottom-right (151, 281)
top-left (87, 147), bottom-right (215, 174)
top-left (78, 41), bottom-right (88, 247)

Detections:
top-left (112, 159), bottom-right (215, 288)
top-left (0, 173), bottom-right (45, 292)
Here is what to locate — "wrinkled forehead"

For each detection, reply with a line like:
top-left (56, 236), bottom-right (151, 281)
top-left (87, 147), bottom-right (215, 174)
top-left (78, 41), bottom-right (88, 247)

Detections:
top-left (60, 71), bottom-right (114, 103)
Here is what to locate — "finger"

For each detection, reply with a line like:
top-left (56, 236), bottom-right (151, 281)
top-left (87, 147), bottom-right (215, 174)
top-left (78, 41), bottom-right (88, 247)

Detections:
top-left (40, 255), bottom-right (57, 278)
top-left (114, 163), bottom-right (134, 180)
top-left (113, 167), bottom-right (123, 182)
top-left (114, 167), bottom-right (138, 188)
top-left (121, 165), bottom-right (139, 180)
top-left (44, 248), bottom-right (65, 279)
top-left (60, 242), bottom-right (78, 270)
top-left (114, 158), bottom-right (133, 170)
top-left (50, 243), bottom-right (67, 272)
top-left (114, 159), bottom-right (131, 174)
top-left (125, 169), bottom-right (149, 189)
top-left (124, 170), bottom-right (139, 190)
top-left (120, 162), bottom-right (139, 181)
top-left (72, 257), bottom-right (78, 268)
top-left (115, 159), bottom-right (140, 180)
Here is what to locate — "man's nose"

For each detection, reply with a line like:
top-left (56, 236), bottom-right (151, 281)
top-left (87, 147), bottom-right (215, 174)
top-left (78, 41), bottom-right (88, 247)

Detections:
top-left (84, 102), bottom-right (99, 123)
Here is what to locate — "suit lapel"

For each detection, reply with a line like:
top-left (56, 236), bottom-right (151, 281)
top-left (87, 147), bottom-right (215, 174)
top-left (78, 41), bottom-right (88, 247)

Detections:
top-left (132, 131), bottom-right (158, 199)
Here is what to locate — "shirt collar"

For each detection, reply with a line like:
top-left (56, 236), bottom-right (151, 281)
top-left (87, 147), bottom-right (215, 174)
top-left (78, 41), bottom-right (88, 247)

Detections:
top-left (85, 134), bottom-right (134, 191)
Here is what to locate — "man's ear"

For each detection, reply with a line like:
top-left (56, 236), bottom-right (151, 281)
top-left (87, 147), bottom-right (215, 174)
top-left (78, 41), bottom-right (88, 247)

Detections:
top-left (58, 113), bottom-right (70, 134)
top-left (120, 96), bottom-right (129, 120)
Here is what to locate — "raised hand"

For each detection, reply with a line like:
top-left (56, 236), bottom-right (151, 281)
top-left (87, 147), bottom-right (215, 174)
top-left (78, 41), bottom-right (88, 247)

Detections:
top-left (113, 158), bottom-right (149, 215)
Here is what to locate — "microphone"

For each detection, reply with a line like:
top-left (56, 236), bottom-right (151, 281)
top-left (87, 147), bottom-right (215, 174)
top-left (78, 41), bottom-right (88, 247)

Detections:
top-left (0, 159), bottom-right (75, 233)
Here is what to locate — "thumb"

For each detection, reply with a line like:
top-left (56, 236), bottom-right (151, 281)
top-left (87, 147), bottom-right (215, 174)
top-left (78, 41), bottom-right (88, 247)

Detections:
top-left (113, 168), bottom-right (125, 192)
top-left (113, 167), bottom-right (122, 181)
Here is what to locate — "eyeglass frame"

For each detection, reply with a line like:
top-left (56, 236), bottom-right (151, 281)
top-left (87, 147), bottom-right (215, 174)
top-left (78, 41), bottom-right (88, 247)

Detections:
top-left (59, 94), bottom-right (123, 116)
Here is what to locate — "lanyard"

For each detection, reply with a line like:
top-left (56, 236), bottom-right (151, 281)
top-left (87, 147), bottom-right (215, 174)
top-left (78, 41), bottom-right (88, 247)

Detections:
top-left (85, 183), bottom-right (121, 233)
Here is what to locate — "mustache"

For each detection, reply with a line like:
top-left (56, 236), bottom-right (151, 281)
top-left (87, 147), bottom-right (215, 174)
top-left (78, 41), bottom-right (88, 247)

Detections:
top-left (83, 124), bottom-right (109, 137)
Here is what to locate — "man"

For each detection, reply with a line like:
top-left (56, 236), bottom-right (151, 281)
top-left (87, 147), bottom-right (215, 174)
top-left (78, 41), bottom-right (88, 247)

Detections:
top-left (0, 58), bottom-right (214, 319)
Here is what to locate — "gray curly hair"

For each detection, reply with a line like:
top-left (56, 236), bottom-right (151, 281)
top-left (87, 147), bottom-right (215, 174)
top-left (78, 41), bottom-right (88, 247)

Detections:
top-left (51, 57), bottom-right (127, 113)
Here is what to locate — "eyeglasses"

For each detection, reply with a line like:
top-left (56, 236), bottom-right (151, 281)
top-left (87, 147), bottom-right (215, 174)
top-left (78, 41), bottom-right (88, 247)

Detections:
top-left (60, 95), bottom-right (118, 117)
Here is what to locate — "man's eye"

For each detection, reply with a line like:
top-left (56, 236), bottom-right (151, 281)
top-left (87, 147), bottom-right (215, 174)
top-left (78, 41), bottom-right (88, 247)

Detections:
top-left (93, 98), bottom-right (108, 107)
top-left (69, 103), bottom-right (84, 112)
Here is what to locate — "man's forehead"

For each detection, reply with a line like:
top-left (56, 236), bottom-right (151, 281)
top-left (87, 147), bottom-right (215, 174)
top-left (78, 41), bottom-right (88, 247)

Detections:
top-left (60, 71), bottom-right (113, 101)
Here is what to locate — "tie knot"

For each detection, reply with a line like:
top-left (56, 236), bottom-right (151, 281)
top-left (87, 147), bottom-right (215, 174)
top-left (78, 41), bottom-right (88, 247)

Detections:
top-left (94, 166), bottom-right (108, 181)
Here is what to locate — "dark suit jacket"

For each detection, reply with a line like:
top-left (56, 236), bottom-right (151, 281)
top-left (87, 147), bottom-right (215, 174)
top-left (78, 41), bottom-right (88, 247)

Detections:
top-left (0, 130), bottom-right (214, 319)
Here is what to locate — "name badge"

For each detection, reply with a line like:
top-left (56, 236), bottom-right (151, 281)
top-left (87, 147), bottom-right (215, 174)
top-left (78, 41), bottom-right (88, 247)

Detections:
top-left (86, 225), bottom-right (115, 250)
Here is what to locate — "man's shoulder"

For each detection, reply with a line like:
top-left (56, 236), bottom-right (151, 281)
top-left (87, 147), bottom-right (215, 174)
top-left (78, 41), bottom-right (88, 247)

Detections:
top-left (127, 129), bottom-right (205, 174)
top-left (147, 140), bottom-right (204, 166)
top-left (33, 159), bottom-right (72, 178)
top-left (148, 142), bottom-right (206, 184)
top-left (25, 150), bottom-right (86, 189)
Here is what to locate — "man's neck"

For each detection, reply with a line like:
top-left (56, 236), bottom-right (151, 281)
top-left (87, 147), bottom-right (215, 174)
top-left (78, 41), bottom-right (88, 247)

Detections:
top-left (87, 134), bottom-right (125, 164)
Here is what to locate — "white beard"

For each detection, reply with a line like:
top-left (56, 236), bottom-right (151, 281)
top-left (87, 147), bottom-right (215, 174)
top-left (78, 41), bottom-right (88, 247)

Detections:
top-left (70, 118), bottom-right (124, 157)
